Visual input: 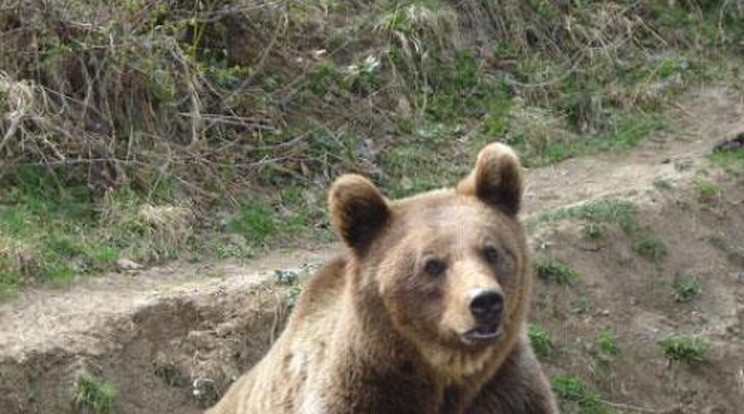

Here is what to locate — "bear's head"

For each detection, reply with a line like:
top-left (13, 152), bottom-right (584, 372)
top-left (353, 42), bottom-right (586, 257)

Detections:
top-left (329, 142), bottom-right (530, 377)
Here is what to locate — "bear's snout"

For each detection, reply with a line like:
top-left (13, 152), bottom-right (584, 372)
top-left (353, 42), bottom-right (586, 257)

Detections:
top-left (469, 290), bottom-right (503, 324)
top-left (461, 289), bottom-right (504, 344)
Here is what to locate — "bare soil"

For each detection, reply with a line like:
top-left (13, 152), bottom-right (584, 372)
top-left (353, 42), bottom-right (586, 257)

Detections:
top-left (1, 86), bottom-right (743, 414)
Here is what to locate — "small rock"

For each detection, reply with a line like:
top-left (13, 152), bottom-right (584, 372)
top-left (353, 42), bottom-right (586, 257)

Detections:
top-left (601, 309), bottom-right (611, 317)
top-left (311, 49), bottom-right (327, 59)
top-left (116, 258), bottom-right (143, 272)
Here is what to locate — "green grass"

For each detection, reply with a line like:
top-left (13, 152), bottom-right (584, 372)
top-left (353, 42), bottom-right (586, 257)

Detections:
top-left (653, 177), bottom-right (674, 191)
top-left (72, 373), bottom-right (117, 414)
top-left (0, 178), bottom-right (120, 293)
top-left (581, 223), bottom-right (604, 241)
top-left (0, 165), bottom-right (332, 298)
top-left (658, 334), bottom-right (710, 362)
top-left (379, 136), bottom-right (465, 198)
top-left (597, 330), bottom-right (619, 361)
top-left (672, 274), bottom-right (703, 303)
top-left (711, 146), bottom-right (744, 176)
top-left (521, 115), bottom-right (664, 167)
top-left (226, 202), bottom-right (281, 245)
top-left (552, 375), bottom-right (609, 414)
top-left (633, 235), bottom-right (668, 261)
top-left (528, 323), bottom-right (554, 358)
top-left (571, 296), bottom-right (593, 315)
top-left (693, 178), bottom-right (720, 200)
top-left (286, 285), bottom-right (304, 311)
top-left (273, 269), bottom-right (300, 285)
top-left (533, 199), bottom-right (638, 234)
top-left (708, 235), bottom-right (744, 266)
top-left (153, 362), bottom-right (188, 387)
top-left (535, 258), bottom-right (579, 285)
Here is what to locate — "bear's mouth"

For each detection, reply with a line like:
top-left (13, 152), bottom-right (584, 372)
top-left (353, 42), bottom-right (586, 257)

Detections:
top-left (462, 322), bottom-right (502, 344)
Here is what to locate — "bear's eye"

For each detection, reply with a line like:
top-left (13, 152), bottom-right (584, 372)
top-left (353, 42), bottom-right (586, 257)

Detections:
top-left (482, 245), bottom-right (499, 264)
top-left (423, 258), bottom-right (447, 277)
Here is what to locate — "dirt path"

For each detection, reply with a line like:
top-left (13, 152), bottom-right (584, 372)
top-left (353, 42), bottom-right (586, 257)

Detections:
top-left (523, 86), bottom-right (744, 214)
top-left (1, 86), bottom-right (742, 413)
top-left (0, 246), bottom-right (336, 359)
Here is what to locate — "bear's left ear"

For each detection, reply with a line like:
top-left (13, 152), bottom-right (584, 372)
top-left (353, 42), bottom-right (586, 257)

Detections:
top-left (328, 174), bottom-right (391, 252)
top-left (456, 142), bottom-right (524, 216)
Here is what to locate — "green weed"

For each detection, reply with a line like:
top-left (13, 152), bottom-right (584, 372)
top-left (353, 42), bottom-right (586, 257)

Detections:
top-left (571, 296), bottom-right (593, 315)
top-left (286, 285), bottom-right (303, 310)
top-left (672, 274), bottom-right (703, 303)
top-left (658, 334), bottom-right (709, 362)
top-left (552, 375), bottom-right (609, 414)
top-left (72, 373), bottom-right (118, 414)
top-left (653, 177), bottom-right (673, 191)
top-left (693, 178), bottom-right (720, 200)
top-left (379, 135), bottom-right (465, 198)
top-left (535, 199), bottom-right (637, 234)
top-left (708, 235), bottom-right (744, 266)
top-left (711, 149), bottom-right (744, 176)
top-left (535, 258), bottom-right (579, 285)
top-left (516, 114), bottom-right (664, 167)
top-left (581, 223), bottom-right (604, 241)
top-left (153, 362), bottom-right (187, 387)
top-left (274, 270), bottom-right (299, 285)
top-left (528, 324), bottom-right (554, 358)
top-left (226, 202), bottom-right (281, 245)
top-left (597, 330), bottom-right (619, 361)
top-left (633, 235), bottom-right (668, 261)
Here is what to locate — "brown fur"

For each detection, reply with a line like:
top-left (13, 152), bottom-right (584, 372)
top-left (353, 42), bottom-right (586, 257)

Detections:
top-left (206, 142), bottom-right (559, 414)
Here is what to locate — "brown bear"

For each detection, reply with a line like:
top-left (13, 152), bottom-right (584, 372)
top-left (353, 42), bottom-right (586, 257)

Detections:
top-left (206, 142), bottom-right (559, 414)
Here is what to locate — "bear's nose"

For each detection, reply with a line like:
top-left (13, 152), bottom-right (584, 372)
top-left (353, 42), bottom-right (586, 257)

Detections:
top-left (469, 290), bottom-right (503, 323)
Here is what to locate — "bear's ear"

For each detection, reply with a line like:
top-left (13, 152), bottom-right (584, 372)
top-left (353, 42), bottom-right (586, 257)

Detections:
top-left (329, 174), bottom-right (391, 251)
top-left (456, 142), bottom-right (524, 216)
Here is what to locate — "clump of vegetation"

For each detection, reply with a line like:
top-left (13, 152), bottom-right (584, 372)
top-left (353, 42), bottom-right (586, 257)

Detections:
top-left (273, 269), bottom-right (300, 285)
top-left (597, 330), bottom-right (620, 361)
top-left (672, 274), bottom-right (703, 303)
top-left (153, 362), bottom-right (188, 388)
top-left (528, 323), bottom-right (554, 358)
top-left (711, 138), bottom-right (744, 176)
top-left (535, 258), bottom-right (579, 285)
top-left (535, 199), bottom-right (638, 234)
top-left (582, 223), bottom-right (605, 241)
top-left (708, 234), bottom-right (744, 266)
top-left (285, 285), bottom-right (304, 311)
top-left (72, 373), bottom-right (118, 414)
top-left (658, 334), bottom-right (710, 363)
top-left (653, 177), bottom-right (674, 191)
top-left (633, 235), bottom-right (668, 261)
top-left (552, 375), bottom-right (609, 414)
top-left (693, 178), bottom-right (721, 201)
top-left (571, 296), bottom-right (593, 315)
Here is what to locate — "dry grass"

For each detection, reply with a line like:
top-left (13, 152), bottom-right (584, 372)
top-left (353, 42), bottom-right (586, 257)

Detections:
top-left (0, 0), bottom-right (743, 293)
top-left (1, 0), bottom-right (740, 197)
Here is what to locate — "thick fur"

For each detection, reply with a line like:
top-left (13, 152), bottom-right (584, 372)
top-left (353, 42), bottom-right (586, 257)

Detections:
top-left (206, 142), bottom-right (559, 414)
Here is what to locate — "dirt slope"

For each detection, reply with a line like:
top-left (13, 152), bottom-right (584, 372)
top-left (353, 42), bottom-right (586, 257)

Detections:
top-left (1, 86), bottom-right (743, 413)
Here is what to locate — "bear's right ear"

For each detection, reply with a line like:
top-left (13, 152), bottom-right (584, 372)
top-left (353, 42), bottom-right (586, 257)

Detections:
top-left (456, 142), bottom-right (524, 216)
top-left (328, 174), bottom-right (391, 251)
